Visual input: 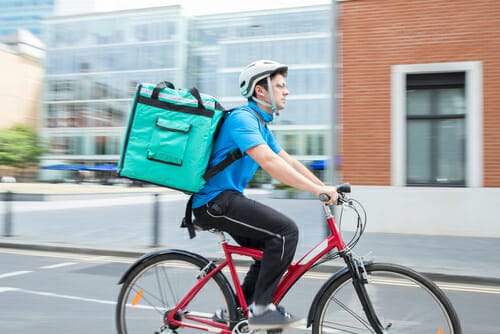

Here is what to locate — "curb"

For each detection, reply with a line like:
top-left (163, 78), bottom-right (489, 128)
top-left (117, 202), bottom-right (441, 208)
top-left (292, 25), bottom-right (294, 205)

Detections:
top-left (2, 190), bottom-right (172, 202)
top-left (2, 241), bottom-right (499, 287)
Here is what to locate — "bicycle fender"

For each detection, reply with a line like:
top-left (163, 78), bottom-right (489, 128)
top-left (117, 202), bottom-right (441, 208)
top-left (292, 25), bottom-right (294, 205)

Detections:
top-left (117, 248), bottom-right (210, 284)
top-left (306, 260), bottom-right (373, 327)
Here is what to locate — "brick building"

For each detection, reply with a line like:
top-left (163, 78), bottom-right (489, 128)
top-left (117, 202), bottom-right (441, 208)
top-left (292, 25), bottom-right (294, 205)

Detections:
top-left (339, 0), bottom-right (499, 187)
top-left (337, 0), bottom-right (500, 237)
top-left (0, 29), bottom-right (44, 129)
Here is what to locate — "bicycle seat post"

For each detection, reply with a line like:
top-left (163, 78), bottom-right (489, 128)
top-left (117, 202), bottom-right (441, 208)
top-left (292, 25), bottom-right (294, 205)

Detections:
top-left (214, 230), bottom-right (227, 244)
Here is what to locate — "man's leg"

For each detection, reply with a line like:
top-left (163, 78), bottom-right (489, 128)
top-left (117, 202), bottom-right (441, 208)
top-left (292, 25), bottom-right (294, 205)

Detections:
top-left (194, 191), bottom-right (299, 306)
top-left (241, 260), bottom-right (261, 305)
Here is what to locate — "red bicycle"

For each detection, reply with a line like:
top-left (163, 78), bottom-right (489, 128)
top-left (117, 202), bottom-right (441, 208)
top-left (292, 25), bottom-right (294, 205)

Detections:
top-left (116, 183), bottom-right (462, 333)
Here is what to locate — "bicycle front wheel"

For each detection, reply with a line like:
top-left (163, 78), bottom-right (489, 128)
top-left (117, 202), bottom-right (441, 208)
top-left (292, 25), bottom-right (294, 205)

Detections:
top-left (312, 263), bottom-right (461, 334)
top-left (116, 251), bottom-right (237, 334)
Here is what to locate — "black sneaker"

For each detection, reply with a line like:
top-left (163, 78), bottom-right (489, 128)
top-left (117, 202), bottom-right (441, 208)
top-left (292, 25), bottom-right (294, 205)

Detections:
top-left (212, 308), bottom-right (228, 324)
top-left (248, 306), bottom-right (303, 330)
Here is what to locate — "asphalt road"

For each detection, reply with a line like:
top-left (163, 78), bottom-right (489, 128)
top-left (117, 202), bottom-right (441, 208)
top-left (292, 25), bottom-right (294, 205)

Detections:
top-left (1, 248), bottom-right (500, 333)
top-left (3, 192), bottom-right (500, 281)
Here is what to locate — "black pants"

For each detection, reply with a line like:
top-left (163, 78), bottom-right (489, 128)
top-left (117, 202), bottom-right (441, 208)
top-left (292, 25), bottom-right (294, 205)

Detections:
top-left (193, 190), bottom-right (299, 306)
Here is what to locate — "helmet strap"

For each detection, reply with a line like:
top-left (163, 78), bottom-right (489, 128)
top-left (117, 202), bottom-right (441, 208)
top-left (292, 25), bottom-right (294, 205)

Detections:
top-left (251, 77), bottom-right (279, 116)
top-left (267, 76), bottom-right (279, 116)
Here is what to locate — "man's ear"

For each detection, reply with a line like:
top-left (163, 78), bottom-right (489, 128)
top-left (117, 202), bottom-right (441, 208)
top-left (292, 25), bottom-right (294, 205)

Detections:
top-left (255, 85), bottom-right (266, 98)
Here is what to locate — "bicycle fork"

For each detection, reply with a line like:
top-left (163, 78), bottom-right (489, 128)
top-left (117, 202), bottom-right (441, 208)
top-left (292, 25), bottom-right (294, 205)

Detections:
top-left (343, 252), bottom-right (389, 334)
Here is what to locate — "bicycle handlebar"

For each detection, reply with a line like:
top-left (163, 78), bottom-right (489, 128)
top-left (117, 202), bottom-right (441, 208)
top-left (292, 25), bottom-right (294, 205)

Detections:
top-left (319, 182), bottom-right (351, 204)
top-left (336, 183), bottom-right (351, 194)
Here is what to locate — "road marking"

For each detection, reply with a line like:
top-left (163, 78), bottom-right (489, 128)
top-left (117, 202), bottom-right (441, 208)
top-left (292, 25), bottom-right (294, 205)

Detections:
top-left (0, 271), bottom-right (33, 279)
top-left (2, 287), bottom-right (117, 305)
top-left (301, 271), bottom-right (500, 295)
top-left (0, 248), bottom-right (134, 264)
top-left (438, 283), bottom-right (500, 295)
top-left (40, 262), bottom-right (77, 269)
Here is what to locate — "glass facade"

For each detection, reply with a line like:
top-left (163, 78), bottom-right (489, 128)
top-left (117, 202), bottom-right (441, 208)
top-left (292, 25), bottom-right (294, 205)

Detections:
top-left (41, 5), bottom-right (332, 175)
top-left (41, 6), bottom-right (185, 164)
top-left (189, 6), bottom-right (332, 160)
top-left (0, 0), bottom-right (55, 38)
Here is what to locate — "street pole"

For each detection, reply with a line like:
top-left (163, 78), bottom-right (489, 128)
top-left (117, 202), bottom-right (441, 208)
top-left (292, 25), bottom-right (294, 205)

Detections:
top-left (152, 193), bottom-right (160, 247)
top-left (329, 0), bottom-right (339, 187)
top-left (327, 0), bottom-right (340, 231)
top-left (3, 191), bottom-right (13, 237)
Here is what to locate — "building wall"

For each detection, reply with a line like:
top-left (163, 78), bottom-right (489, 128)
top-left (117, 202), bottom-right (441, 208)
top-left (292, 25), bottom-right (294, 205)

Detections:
top-left (40, 5), bottom-right (333, 175)
top-left (0, 42), bottom-right (44, 129)
top-left (351, 186), bottom-right (500, 237)
top-left (40, 6), bottom-right (185, 171)
top-left (0, 0), bottom-right (55, 39)
top-left (191, 6), bottom-right (332, 162)
top-left (339, 0), bottom-right (500, 187)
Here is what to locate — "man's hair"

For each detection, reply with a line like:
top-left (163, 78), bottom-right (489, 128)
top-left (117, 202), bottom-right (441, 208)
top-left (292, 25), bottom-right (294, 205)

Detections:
top-left (251, 68), bottom-right (288, 99)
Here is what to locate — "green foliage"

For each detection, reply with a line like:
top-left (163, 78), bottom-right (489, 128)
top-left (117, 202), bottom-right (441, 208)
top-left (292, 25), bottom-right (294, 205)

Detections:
top-left (0, 125), bottom-right (46, 167)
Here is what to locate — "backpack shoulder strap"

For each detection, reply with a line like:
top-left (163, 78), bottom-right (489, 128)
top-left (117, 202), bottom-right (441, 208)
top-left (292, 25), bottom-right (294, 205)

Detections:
top-left (181, 195), bottom-right (196, 239)
top-left (202, 148), bottom-right (243, 182)
top-left (202, 107), bottom-right (247, 182)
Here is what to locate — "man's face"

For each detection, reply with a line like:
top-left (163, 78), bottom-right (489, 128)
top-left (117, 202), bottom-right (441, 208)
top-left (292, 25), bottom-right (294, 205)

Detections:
top-left (269, 73), bottom-right (289, 111)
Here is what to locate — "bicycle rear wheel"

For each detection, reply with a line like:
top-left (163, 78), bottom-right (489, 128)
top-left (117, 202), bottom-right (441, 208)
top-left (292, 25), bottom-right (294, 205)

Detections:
top-left (116, 251), bottom-right (237, 334)
top-left (312, 263), bottom-right (461, 334)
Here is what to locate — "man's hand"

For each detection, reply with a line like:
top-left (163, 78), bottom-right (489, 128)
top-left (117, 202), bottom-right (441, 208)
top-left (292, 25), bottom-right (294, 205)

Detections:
top-left (315, 185), bottom-right (339, 205)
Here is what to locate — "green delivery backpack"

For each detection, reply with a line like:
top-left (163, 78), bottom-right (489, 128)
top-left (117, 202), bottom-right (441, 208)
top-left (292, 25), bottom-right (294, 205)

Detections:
top-left (117, 81), bottom-right (242, 194)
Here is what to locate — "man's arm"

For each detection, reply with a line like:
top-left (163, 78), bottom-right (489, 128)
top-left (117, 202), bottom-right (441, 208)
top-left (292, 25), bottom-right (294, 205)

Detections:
top-left (246, 144), bottom-right (338, 203)
top-left (278, 150), bottom-right (324, 186)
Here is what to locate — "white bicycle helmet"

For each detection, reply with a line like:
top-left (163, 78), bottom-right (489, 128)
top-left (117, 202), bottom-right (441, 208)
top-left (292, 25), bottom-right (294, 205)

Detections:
top-left (239, 60), bottom-right (288, 98)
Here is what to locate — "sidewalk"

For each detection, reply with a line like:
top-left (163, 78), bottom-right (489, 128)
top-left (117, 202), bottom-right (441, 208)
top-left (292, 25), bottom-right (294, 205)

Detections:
top-left (0, 182), bottom-right (173, 200)
top-left (1, 182), bottom-right (499, 285)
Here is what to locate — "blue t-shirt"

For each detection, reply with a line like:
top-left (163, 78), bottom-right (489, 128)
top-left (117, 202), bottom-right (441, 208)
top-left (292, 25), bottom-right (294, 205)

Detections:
top-left (192, 101), bottom-right (282, 208)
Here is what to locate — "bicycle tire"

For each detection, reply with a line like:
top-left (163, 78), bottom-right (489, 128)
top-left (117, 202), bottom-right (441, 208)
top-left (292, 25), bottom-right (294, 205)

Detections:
top-left (116, 251), bottom-right (238, 334)
top-left (312, 262), bottom-right (462, 334)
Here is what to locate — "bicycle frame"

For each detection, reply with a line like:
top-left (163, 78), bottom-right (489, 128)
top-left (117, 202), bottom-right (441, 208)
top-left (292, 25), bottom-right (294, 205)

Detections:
top-left (166, 203), bottom-right (361, 333)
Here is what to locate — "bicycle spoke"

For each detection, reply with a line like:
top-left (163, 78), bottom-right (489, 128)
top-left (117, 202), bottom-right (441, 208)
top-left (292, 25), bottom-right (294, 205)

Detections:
top-left (128, 285), bottom-right (166, 315)
top-left (158, 263), bottom-right (178, 308)
top-left (331, 296), bottom-right (374, 332)
top-left (154, 265), bottom-right (167, 307)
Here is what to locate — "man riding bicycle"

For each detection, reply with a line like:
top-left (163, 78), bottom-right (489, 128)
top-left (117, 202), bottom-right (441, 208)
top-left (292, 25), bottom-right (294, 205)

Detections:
top-left (192, 59), bottom-right (338, 330)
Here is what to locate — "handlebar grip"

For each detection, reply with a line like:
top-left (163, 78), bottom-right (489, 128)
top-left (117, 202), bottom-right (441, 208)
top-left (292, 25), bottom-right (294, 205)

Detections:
top-left (319, 193), bottom-right (330, 202)
top-left (319, 182), bottom-right (351, 203)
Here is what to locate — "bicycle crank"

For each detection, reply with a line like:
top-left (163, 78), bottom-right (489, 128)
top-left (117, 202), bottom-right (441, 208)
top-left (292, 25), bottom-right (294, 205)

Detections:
top-left (231, 320), bottom-right (283, 334)
top-left (232, 320), bottom-right (257, 334)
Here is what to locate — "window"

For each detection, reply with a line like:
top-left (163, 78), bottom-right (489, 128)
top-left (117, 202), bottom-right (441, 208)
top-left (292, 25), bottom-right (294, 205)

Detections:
top-left (95, 136), bottom-right (106, 155)
top-left (49, 136), bottom-right (83, 155)
top-left (306, 133), bottom-right (325, 155)
top-left (391, 61), bottom-right (483, 187)
top-left (406, 72), bottom-right (465, 186)
top-left (93, 136), bottom-right (121, 155)
top-left (281, 133), bottom-right (299, 155)
top-left (273, 129), bottom-right (328, 157)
